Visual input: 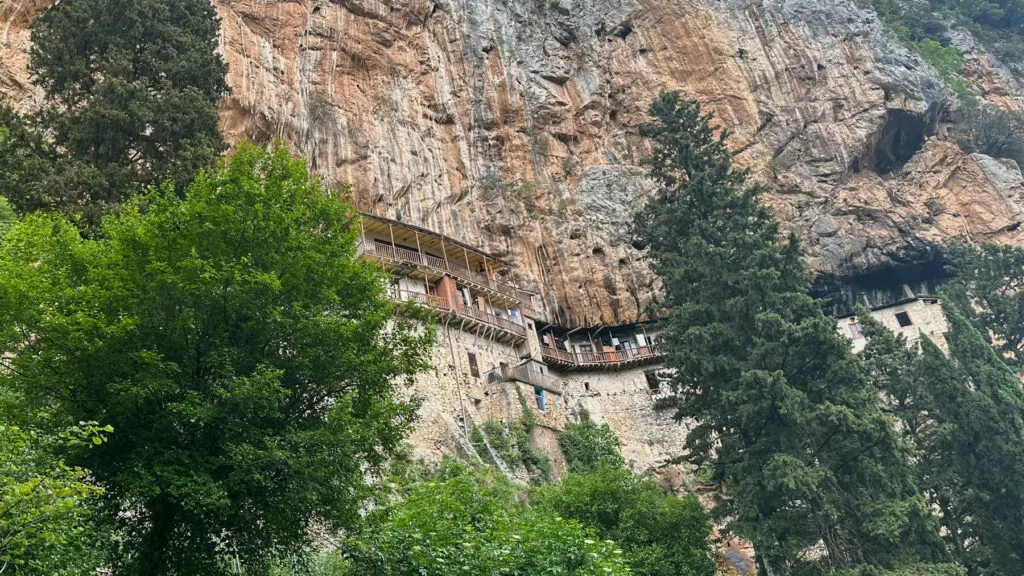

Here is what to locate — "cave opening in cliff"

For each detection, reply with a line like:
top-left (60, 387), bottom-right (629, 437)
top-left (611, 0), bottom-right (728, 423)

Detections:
top-left (865, 109), bottom-right (931, 175)
top-left (811, 258), bottom-right (950, 318)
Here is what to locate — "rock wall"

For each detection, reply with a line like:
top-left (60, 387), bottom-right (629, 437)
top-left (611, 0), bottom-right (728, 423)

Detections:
top-left (560, 366), bottom-right (688, 473)
top-left (403, 322), bottom-right (681, 478)
top-left (3, 0), bottom-right (1024, 327)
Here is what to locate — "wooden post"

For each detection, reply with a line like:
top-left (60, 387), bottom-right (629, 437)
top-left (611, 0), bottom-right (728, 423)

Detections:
top-left (414, 230), bottom-right (423, 265)
top-left (388, 223), bottom-right (395, 247)
top-left (463, 246), bottom-right (471, 271)
top-left (440, 237), bottom-right (449, 270)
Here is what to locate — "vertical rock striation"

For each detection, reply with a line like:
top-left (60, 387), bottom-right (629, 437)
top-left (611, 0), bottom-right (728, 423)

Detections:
top-left (3, 0), bottom-right (1024, 326)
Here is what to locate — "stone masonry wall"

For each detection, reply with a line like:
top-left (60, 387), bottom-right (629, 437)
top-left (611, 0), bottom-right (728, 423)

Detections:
top-left (559, 365), bottom-right (689, 473)
top-left (839, 298), bottom-right (949, 354)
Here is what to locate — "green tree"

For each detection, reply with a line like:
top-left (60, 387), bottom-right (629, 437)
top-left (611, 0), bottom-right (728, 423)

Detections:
top-left (558, 416), bottom-right (625, 474)
top-left (0, 422), bottom-right (109, 575)
top-left (345, 464), bottom-right (631, 576)
top-left (858, 311), bottom-right (974, 573)
top-left (633, 92), bottom-right (947, 574)
top-left (0, 143), bottom-right (434, 574)
top-left (0, 104), bottom-right (60, 216)
top-left (21, 0), bottom-right (228, 224)
top-left (929, 302), bottom-right (1024, 575)
top-left (947, 241), bottom-right (1024, 366)
top-left (859, 298), bottom-right (1024, 575)
top-left (0, 197), bottom-right (15, 238)
top-left (533, 464), bottom-right (717, 576)
top-left (953, 105), bottom-right (1024, 166)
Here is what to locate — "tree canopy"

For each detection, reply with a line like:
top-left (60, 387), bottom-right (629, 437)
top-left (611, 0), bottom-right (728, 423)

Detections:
top-left (345, 463), bottom-right (631, 576)
top-left (0, 143), bottom-right (434, 574)
top-left (533, 464), bottom-right (717, 576)
top-left (0, 422), bottom-right (109, 575)
top-left (0, 0), bottom-right (229, 227)
top-left (633, 91), bottom-right (948, 574)
top-left (558, 416), bottom-right (624, 474)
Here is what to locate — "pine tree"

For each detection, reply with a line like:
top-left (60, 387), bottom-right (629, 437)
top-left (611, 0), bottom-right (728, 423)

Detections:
top-left (634, 92), bottom-right (946, 574)
top-left (934, 302), bottom-right (1024, 574)
top-left (947, 241), bottom-right (1024, 366)
top-left (17, 0), bottom-right (228, 225)
top-left (860, 299), bottom-right (1024, 575)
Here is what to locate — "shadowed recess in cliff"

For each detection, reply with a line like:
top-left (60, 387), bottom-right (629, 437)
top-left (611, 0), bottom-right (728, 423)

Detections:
top-left (857, 108), bottom-right (935, 175)
top-left (812, 259), bottom-right (949, 317)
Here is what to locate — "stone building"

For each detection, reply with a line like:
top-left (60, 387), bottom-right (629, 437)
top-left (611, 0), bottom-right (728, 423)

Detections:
top-left (837, 297), bottom-right (950, 353)
top-left (358, 213), bottom-right (688, 479)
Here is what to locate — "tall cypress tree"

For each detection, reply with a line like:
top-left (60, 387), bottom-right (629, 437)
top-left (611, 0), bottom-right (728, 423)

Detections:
top-left (860, 299), bottom-right (1024, 576)
top-left (9, 0), bottom-right (229, 225)
top-left (936, 303), bottom-right (1024, 575)
top-left (634, 92), bottom-right (946, 574)
top-left (947, 241), bottom-right (1024, 366)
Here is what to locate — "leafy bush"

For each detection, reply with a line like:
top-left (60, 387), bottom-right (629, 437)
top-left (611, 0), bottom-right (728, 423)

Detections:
top-left (345, 467), bottom-right (631, 576)
top-left (953, 104), bottom-right (1024, 165)
top-left (479, 419), bottom-right (551, 482)
top-left (533, 464), bottom-right (717, 576)
top-left (267, 551), bottom-right (350, 576)
top-left (0, 423), bottom-right (109, 574)
top-left (558, 418), bottom-right (625, 474)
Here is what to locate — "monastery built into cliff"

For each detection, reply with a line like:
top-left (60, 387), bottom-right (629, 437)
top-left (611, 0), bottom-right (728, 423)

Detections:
top-left (356, 212), bottom-right (952, 480)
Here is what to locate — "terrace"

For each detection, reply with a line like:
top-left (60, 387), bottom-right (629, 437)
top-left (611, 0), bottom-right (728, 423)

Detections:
top-left (484, 362), bottom-right (563, 394)
top-left (390, 289), bottom-right (527, 343)
top-left (358, 213), bottom-right (538, 312)
top-left (539, 344), bottom-right (664, 372)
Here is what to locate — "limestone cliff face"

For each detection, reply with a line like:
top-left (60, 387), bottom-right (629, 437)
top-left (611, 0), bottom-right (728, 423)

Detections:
top-left (4, 0), bottom-right (1024, 326)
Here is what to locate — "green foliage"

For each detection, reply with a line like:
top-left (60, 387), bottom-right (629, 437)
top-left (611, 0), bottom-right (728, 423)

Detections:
top-left (0, 143), bottom-right (434, 574)
top-left (516, 387), bottom-right (538, 432)
top-left (533, 464), bottom-right (717, 576)
top-left (0, 422), bottom-right (108, 574)
top-left (0, 196), bottom-right (14, 239)
top-left (953, 104), bottom-right (1024, 165)
top-left (866, 0), bottom-right (976, 97)
top-left (826, 562), bottom-right (966, 576)
top-left (345, 467), bottom-right (631, 576)
top-left (267, 551), bottom-right (351, 576)
top-left (13, 0), bottom-right (228, 226)
top-left (633, 91), bottom-right (947, 573)
top-left (930, 302), bottom-right (1024, 574)
top-left (558, 418), bottom-right (625, 474)
top-left (479, 416), bottom-right (551, 482)
top-left (947, 241), bottom-right (1024, 366)
top-left (859, 294), bottom-right (1024, 575)
top-left (869, 0), bottom-right (1024, 80)
top-left (0, 104), bottom-right (62, 217)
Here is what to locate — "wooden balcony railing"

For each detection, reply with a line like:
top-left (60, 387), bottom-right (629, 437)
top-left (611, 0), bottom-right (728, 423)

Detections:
top-left (485, 363), bottom-right (563, 394)
top-left (540, 344), bottom-right (663, 370)
top-left (359, 241), bottom-right (536, 308)
top-left (390, 289), bottom-right (527, 339)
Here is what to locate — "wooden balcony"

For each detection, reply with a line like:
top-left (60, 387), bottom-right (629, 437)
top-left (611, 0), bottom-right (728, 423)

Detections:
top-left (359, 241), bottom-right (536, 311)
top-left (540, 344), bottom-right (664, 372)
top-left (485, 363), bottom-right (563, 394)
top-left (390, 289), bottom-right (527, 343)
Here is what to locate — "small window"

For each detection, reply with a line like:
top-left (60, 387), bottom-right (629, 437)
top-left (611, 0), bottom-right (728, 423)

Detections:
top-left (895, 312), bottom-right (913, 327)
top-left (534, 386), bottom-right (546, 412)
top-left (583, 381), bottom-right (591, 392)
top-left (467, 352), bottom-right (479, 377)
top-left (849, 322), bottom-right (863, 339)
top-left (645, 370), bottom-right (661, 391)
